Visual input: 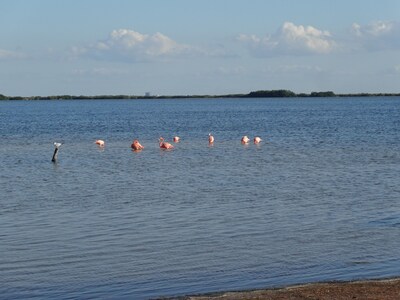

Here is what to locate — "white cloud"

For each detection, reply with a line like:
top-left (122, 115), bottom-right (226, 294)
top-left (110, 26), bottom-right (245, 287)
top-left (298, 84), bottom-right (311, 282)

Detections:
top-left (106, 29), bottom-right (184, 56)
top-left (238, 22), bottom-right (336, 56)
top-left (0, 49), bottom-right (27, 60)
top-left (350, 21), bottom-right (400, 50)
top-left (351, 21), bottom-right (395, 37)
top-left (74, 29), bottom-right (202, 62)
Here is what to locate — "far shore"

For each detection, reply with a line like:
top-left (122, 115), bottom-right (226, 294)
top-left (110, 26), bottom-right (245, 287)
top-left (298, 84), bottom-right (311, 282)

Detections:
top-left (1, 89), bottom-right (400, 101)
top-left (163, 278), bottom-right (400, 300)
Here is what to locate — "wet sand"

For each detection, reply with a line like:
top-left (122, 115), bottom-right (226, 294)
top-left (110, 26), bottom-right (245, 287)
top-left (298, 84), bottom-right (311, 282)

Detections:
top-left (170, 278), bottom-right (400, 300)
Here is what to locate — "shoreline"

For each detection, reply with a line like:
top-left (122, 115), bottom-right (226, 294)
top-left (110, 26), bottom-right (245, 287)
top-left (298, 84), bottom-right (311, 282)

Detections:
top-left (168, 278), bottom-right (400, 300)
top-left (2, 90), bottom-right (400, 101)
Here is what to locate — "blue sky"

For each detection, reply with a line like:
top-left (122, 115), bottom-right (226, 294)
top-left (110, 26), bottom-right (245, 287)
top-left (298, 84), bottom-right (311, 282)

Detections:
top-left (1, 0), bottom-right (400, 96)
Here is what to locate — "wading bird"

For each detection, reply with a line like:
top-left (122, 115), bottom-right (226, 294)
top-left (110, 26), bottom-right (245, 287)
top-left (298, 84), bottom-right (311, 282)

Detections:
top-left (208, 133), bottom-right (214, 144)
top-left (95, 139), bottom-right (105, 147)
top-left (173, 136), bottom-right (180, 143)
top-left (159, 137), bottom-right (174, 149)
top-left (131, 139), bottom-right (144, 151)
top-left (254, 136), bottom-right (262, 144)
top-left (241, 136), bottom-right (250, 144)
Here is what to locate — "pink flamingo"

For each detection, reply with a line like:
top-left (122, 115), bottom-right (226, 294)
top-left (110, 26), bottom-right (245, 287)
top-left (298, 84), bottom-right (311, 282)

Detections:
top-left (173, 136), bottom-right (180, 143)
top-left (241, 135), bottom-right (250, 144)
top-left (159, 137), bottom-right (174, 149)
top-left (131, 139), bottom-right (144, 151)
top-left (208, 133), bottom-right (214, 144)
top-left (95, 139), bottom-right (105, 147)
top-left (254, 136), bottom-right (262, 144)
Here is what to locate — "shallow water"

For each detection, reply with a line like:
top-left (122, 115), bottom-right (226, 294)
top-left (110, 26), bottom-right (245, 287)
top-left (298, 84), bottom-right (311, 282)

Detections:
top-left (1, 97), bottom-right (400, 299)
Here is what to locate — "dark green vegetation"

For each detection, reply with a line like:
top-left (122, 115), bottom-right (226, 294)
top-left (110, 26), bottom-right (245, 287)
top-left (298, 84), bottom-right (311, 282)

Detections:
top-left (1, 90), bottom-right (399, 100)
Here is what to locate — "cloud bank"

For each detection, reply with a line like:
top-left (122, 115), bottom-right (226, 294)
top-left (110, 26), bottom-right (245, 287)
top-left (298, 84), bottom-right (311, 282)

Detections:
top-left (350, 20), bottom-right (400, 50)
top-left (238, 21), bottom-right (400, 57)
top-left (74, 29), bottom-right (200, 62)
top-left (69, 21), bottom-right (400, 62)
top-left (238, 22), bottom-right (336, 56)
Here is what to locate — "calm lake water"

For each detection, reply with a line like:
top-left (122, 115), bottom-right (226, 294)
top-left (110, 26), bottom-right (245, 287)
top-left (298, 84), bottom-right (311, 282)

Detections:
top-left (1, 97), bottom-right (400, 299)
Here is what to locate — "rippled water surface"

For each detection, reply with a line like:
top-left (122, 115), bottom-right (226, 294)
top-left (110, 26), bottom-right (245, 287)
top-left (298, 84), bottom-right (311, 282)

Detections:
top-left (1, 98), bottom-right (400, 299)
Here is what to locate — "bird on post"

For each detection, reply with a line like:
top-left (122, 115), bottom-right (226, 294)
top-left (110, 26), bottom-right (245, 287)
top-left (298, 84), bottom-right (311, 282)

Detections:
top-left (52, 142), bottom-right (62, 162)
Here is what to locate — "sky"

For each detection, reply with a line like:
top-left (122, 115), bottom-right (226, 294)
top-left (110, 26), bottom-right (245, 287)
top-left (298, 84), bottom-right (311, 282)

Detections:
top-left (1, 0), bottom-right (400, 96)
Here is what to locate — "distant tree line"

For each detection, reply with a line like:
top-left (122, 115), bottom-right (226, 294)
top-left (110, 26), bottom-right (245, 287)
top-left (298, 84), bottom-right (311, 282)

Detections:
top-left (246, 90), bottom-right (296, 97)
top-left (1, 90), bottom-right (400, 101)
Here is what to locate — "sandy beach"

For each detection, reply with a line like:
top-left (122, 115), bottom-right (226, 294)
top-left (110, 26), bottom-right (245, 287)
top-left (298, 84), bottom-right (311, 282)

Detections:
top-left (171, 278), bottom-right (400, 300)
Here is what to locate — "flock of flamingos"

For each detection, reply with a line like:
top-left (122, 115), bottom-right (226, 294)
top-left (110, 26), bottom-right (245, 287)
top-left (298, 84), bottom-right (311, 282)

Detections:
top-left (98, 134), bottom-right (262, 150)
top-left (52, 134), bottom-right (262, 162)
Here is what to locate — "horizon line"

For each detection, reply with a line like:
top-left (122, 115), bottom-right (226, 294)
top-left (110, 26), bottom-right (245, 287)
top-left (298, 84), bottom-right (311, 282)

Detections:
top-left (1, 90), bottom-right (400, 100)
